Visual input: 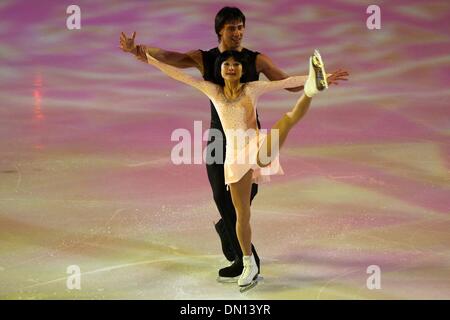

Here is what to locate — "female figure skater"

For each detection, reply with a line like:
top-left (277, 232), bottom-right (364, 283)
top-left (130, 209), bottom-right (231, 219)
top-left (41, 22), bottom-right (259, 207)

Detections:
top-left (144, 49), bottom-right (328, 290)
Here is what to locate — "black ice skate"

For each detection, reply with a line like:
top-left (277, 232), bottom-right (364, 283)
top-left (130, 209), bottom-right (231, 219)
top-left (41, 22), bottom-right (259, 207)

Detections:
top-left (217, 259), bottom-right (243, 283)
top-left (217, 251), bottom-right (260, 283)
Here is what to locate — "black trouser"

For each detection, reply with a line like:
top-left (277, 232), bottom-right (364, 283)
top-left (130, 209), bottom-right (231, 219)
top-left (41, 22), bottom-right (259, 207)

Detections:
top-left (206, 137), bottom-right (259, 261)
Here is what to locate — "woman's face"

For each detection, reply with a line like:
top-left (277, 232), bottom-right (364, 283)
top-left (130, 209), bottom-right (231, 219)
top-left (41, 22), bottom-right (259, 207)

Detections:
top-left (221, 57), bottom-right (243, 82)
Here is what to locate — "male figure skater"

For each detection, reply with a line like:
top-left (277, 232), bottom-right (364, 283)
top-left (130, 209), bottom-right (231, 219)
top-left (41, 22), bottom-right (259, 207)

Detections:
top-left (120, 6), bottom-right (348, 282)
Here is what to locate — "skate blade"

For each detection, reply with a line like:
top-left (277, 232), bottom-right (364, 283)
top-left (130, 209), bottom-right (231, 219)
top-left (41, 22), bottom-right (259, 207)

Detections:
top-left (312, 50), bottom-right (328, 91)
top-left (239, 280), bottom-right (258, 293)
top-left (217, 276), bottom-right (239, 283)
top-left (238, 274), bottom-right (262, 293)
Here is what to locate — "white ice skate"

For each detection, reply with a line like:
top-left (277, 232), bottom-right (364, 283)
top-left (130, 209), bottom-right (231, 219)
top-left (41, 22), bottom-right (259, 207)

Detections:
top-left (238, 255), bottom-right (259, 293)
top-left (304, 49), bottom-right (328, 98)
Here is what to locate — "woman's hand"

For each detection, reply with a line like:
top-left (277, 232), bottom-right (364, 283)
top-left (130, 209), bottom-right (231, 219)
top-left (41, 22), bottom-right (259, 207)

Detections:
top-left (120, 31), bottom-right (136, 53)
top-left (326, 69), bottom-right (349, 86)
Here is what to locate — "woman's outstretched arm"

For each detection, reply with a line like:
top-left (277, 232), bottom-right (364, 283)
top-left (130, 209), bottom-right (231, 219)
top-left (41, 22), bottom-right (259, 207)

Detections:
top-left (247, 76), bottom-right (308, 97)
top-left (145, 52), bottom-right (216, 98)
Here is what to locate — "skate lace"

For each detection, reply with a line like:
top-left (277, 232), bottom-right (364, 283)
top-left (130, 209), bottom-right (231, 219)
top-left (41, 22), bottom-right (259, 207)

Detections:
top-left (242, 261), bottom-right (255, 278)
top-left (243, 264), bottom-right (251, 277)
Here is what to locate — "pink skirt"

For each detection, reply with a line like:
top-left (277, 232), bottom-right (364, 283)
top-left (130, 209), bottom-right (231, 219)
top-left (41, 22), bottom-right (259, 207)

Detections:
top-left (224, 131), bottom-right (284, 186)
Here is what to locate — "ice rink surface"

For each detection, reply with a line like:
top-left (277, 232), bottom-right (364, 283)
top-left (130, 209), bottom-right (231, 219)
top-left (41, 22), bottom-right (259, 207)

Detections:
top-left (0, 0), bottom-right (449, 299)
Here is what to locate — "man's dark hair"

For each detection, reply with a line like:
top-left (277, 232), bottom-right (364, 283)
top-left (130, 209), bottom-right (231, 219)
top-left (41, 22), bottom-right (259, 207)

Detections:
top-left (214, 50), bottom-right (249, 86)
top-left (215, 7), bottom-right (246, 42)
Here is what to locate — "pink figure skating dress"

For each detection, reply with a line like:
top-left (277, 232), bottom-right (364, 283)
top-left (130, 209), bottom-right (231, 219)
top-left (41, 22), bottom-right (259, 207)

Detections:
top-left (146, 54), bottom-right (306, 187)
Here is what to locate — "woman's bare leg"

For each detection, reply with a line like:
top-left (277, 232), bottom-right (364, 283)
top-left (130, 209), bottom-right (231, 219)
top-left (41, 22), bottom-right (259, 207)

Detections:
top-left (257, 94), bottom-right (312, 167)
top-left (229, 169), bottom-right (254, 256)
top-left (258, 49), bottom-right (331, 167)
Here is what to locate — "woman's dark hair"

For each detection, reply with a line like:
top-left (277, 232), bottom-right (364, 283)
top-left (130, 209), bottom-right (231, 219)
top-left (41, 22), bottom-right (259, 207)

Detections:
top-left (214, 50), bottom-right (249, 86)
top-left (215, 7), bottom-right (246, 42)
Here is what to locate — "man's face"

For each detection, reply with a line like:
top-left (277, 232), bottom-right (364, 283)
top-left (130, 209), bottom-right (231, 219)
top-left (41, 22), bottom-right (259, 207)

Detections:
top-left (219, 20), bottom-right (245, 49)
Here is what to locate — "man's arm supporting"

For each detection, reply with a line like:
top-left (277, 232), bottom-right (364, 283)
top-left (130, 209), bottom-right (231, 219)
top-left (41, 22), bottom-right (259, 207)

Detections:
top-left (256, 53), bottom-right (304, 92)
top-left (135, 46), bottom-right (204, 75)
top-left (120, 31), bottom-right (204, 74)
top-left (256, 53), bottom-right (349, 91)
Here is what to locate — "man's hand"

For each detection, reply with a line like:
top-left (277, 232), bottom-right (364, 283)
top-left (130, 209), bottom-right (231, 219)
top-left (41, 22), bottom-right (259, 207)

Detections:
top-left (120, 31), bottom-right (136, 53)
top-left (327, 69), bottom-right (349, 86)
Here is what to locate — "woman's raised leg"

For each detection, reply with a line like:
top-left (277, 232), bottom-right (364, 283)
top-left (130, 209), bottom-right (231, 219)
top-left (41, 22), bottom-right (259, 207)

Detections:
top-left (257, 94), bottom-right (312, 167)
top-left (257, 50), bottom-right (329, 167)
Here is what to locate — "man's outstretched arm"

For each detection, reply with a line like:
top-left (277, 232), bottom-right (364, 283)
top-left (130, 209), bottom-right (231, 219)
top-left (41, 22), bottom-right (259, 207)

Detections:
top-left (256, 53), bottom-right (348, 92)
top-left (256, 53), bottom-right (304, 92)
top-left (120, 32), bottom-right (204, 74)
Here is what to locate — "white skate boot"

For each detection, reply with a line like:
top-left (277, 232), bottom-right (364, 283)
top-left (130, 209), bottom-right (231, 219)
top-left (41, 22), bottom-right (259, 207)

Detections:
top-left (304, 49), bottom-right (328, 98)
top-left (238, 255), bottom-right (259, 292)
